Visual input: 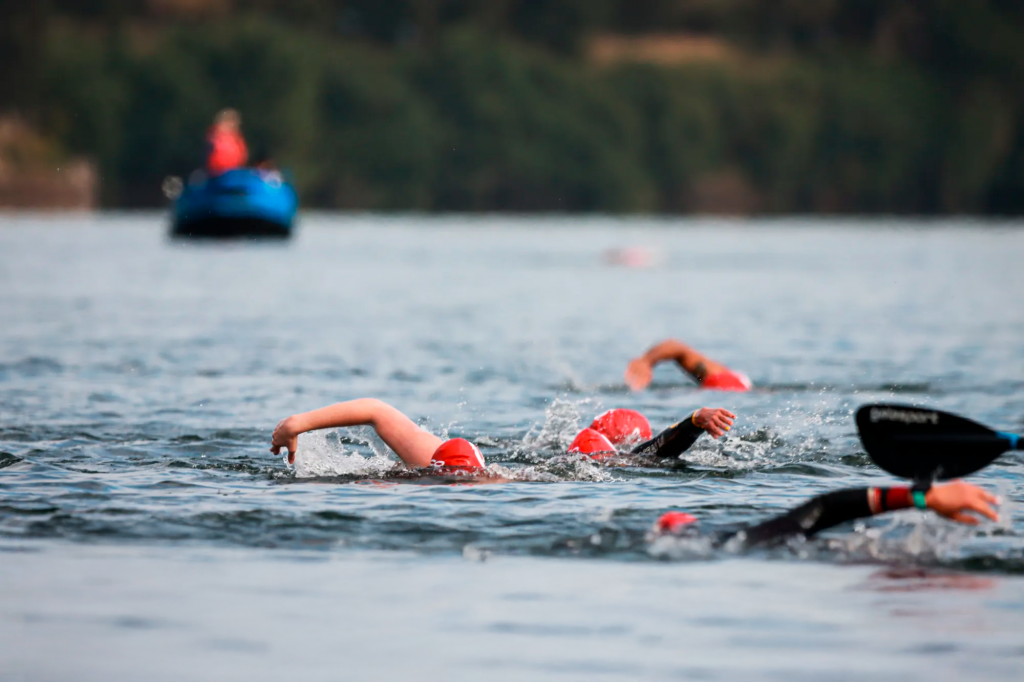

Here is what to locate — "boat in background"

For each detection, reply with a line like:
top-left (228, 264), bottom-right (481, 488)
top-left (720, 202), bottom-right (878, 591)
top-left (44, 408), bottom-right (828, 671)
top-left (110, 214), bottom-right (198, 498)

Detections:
top-left (167, 168), bottom-right (298, 239)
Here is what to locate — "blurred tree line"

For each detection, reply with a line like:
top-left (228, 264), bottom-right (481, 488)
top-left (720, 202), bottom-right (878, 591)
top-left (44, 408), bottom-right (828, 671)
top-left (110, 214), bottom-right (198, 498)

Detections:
top-left (2, 0), bottom-right (1024, 213)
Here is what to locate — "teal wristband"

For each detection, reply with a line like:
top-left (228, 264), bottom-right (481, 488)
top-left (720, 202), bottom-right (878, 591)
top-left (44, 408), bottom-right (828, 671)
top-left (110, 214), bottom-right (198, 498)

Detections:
top-left (911, 490), bottom-right (928, 510)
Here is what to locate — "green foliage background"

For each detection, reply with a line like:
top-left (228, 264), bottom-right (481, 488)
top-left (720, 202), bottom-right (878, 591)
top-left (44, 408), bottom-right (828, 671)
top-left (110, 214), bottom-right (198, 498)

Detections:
top-left (4, 0), bottom-right (1024, 213)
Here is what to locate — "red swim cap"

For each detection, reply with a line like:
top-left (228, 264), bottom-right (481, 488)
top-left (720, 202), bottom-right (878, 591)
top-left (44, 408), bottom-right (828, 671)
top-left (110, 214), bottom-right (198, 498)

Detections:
top-left (430, 438), bottom-right (485, 470)
top-left (701, 370), bottom-right (752, 391)
top-left (655, 511), bottom-right (698, 534)
top-left (568, 428), bottom-right (616, 460)
top-left (589, 408), bottom-right (652, 446)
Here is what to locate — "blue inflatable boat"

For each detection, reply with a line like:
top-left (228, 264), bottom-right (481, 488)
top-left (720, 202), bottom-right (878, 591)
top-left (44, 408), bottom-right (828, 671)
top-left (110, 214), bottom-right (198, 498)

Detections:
top-left (170, 168), bottom-right (298, 239)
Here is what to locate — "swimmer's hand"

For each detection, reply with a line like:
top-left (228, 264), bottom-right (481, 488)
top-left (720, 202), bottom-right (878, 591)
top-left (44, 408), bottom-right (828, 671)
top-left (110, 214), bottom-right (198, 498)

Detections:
top-left (926, 480), bottom-right (1000, 525)
top-left (271, 416), bottom-right (300, 464)
top-left (692, 407), bottom-right (735, 439)
top-left (625, 357), bottom-right (653, 391)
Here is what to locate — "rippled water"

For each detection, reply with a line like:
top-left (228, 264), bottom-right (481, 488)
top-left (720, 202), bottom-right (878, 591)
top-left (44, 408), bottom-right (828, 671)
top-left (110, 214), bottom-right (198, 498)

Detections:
top-left (1, 214), bottom-right (1023, 680)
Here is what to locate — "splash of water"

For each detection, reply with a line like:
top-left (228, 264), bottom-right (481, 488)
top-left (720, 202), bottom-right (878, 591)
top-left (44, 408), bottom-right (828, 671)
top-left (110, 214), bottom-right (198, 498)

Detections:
top-left (678, 427), bottom-right (786, 470)
top-left (292, 428), bottom-right (400, 478)
top-left (646, 531), bottom-right (716, 560)
top-left (818, 514), bottom-right (976, 564)
top-left (494, 453), bottom-right (614, 483)
top-left (521, 397), bottom-right (598, 454)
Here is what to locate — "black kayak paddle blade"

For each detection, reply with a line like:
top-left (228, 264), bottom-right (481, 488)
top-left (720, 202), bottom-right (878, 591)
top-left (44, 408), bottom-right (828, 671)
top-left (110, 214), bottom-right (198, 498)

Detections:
top-left (856, 404), bottom-right (1017, 481)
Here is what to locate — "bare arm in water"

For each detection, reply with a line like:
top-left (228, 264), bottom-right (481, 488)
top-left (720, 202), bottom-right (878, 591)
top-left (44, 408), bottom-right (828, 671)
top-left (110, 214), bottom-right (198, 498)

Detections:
top-left (270, 398), bottom-right (443, 468)
top-left (625, 339), bottom-right (731, 390)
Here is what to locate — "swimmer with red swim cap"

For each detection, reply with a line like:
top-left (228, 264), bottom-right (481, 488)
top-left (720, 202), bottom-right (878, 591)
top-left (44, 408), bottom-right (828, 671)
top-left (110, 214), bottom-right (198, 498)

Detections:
top-left (626, 339), bottom-right (752, 392)
top-left (568, 406), bottom-right (736, 461)
top-left (652, 480), bottom-right (1000, 548)
top-left (271, 400), bottom-right (734, 472)
top-left (271, 398), bottom-right (485, 471)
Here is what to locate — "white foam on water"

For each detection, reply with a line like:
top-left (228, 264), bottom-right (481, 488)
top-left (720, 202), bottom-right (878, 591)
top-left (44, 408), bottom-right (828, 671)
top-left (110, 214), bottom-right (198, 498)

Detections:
top-left (992, 479), bottom-right (1014, 535)
top-left (680, 428), bottom-right (784, 470)
top-left (819, 514), bottom-right (978, 564)
top-left (645, 515), bottom-right (985, 565)
top-left (646, 531), bottom-right (717, 560)
top-left (291, 428), bottom-right (400, 479)
top-left (488, 453), bottom-right (614, 483)
top-left (521, 396), bottom-right (599, 453)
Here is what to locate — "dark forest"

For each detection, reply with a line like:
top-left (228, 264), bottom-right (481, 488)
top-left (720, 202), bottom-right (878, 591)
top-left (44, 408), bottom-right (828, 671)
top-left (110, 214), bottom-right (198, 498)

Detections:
top-left (3, 0), bottom-right (1024, 213)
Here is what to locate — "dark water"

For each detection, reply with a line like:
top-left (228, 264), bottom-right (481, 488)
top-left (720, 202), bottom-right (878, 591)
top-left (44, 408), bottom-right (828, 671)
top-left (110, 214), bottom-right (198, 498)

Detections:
top-left (1, 214), bottom-right (1023, 680)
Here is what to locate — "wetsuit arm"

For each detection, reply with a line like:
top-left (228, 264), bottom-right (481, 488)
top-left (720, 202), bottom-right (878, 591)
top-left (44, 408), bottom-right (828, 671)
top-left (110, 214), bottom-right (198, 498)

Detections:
top-left (740, 487), bottom-right (918, 547)
top-left (738, 481), bottom-right (1003, 547)
top-left (271, 398), bottom-right (443, 468)
top-left (631, 413), bottom-right (705, 459)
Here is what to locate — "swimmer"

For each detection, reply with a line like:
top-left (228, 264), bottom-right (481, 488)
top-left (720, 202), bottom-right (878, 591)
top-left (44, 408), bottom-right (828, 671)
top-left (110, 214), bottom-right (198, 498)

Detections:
top-left (568, 406), bottom-right (736, 461)
top-left (654, 479), bottom-right (1000, 548)
top-left (625, 338), bottom-right (751, 392)
top-left (271, 398), bottom-right (484, 470)
top-left (271, 401), bottom-right (735, 471)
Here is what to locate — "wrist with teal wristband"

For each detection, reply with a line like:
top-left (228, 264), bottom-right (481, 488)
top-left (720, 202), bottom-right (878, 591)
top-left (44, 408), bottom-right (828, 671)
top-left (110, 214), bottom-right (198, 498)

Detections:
top-left (911, 480), bottom-right (932, 510)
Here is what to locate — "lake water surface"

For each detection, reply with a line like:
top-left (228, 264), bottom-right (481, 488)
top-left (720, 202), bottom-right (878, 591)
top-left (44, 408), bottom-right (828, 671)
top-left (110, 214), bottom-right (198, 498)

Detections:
top-left (1, 214), bottom-right (1023, 680)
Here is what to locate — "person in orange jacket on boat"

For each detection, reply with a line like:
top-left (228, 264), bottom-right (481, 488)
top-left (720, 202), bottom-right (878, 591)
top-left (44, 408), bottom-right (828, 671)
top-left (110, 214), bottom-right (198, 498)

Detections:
top-left (626, 338), bottom-right (752, 392)
top-left (206, 108), bottom-right (248, 176)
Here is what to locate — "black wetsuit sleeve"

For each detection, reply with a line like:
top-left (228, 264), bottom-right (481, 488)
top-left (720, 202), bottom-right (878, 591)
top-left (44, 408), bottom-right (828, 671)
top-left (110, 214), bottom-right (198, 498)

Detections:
top-left (630, 415), bottom-right (704, 459)
top-left (739, 488), bottom-right (874, 547)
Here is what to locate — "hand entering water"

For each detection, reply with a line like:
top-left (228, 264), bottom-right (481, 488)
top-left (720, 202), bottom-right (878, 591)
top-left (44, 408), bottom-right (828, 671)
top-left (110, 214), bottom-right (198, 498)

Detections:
top-left (692, 407), bottom-right (736, 438)
top-left (926, 480), bottom-right (1000, 525)
top-left (624, 357), bottom-right (654, 391)
top-left (271, 417), bottom-right (300, 464)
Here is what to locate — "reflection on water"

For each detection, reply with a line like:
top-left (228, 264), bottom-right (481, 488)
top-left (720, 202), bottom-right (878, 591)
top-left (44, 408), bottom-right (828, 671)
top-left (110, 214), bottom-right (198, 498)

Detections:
top-left (859, 567), bottom-right (997, 593)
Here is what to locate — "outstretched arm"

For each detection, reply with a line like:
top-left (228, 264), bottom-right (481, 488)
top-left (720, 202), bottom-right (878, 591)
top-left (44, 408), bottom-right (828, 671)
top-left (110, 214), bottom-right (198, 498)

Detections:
top-left (625, 339), bottom-right (731, 390)
top-left (271, 398), bottom-right (443, 468)
top-left (631, 407), bottom-right (736, 458)
top-left (740, 480), bottom-right (1000, 547)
